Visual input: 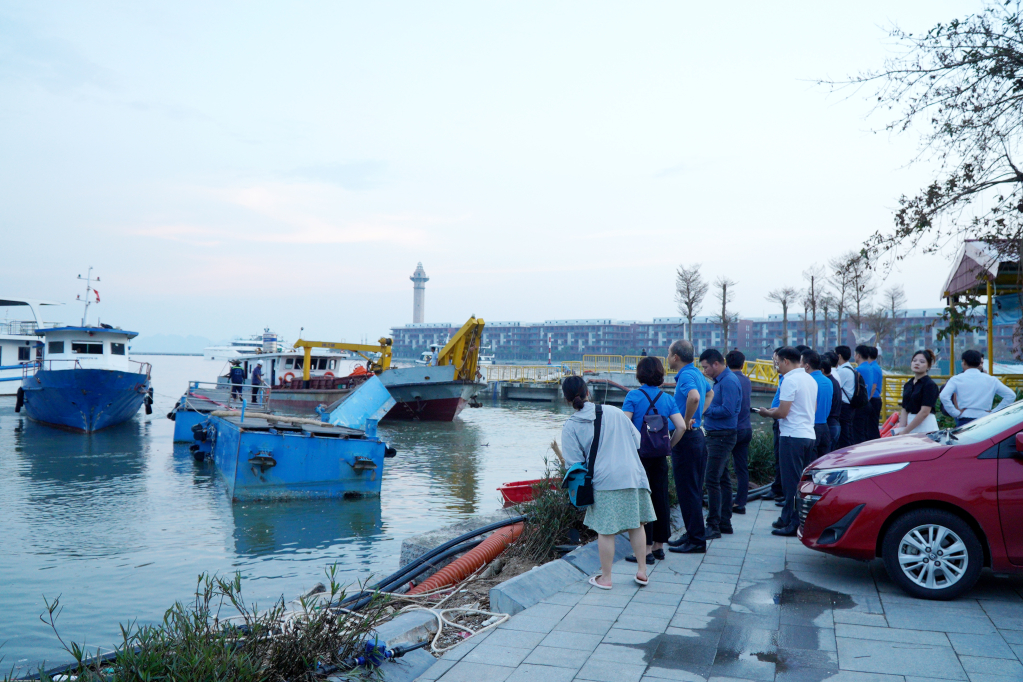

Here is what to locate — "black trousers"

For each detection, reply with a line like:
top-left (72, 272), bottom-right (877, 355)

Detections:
top-left (812, 423), bottom-right (831, 466)
top-left (731, 428), bottom-right (753, 507)
top-left (770, 419), bottom-right (783, 497)
top-left (838, 403), bottom-right (855, 448)
top-left (852, 404), bottom-right (873, 443)
top-left (671, 429), bottom-right (707, 545)
top-left (868, 397), bottom-right (883, 440)
top-left (641, 456), bottom-right (671, 544)
top-left (778, 436), bottom-right (816, 528)
top-left (827, 418), bottom-right (840, 453)
top-left (705, 429), bottom-right (738, 529)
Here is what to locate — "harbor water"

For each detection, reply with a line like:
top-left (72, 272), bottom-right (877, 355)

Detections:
top-left (0, 356), bottom-right (565, 675)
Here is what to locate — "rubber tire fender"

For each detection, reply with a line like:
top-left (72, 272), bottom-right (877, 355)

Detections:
top-left (881, 508), bottom-right (983, 601)
top-left (15, 387), bottom-right (24, 413)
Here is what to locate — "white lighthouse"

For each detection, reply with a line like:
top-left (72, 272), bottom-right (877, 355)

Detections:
top-left (410, 262), bottom-right (429, 323)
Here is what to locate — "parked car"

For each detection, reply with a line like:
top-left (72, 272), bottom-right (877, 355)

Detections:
top-left (798, 401), bottom-right (1023, 599)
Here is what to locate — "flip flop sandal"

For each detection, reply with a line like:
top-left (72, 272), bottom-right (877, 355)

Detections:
top-left (634, 575), bottom-right (649, 586)
top-left (588, 575), bottom-right (612, 590)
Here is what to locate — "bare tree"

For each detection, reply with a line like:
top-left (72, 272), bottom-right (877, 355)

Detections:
top-left (820, 293), bottom-right (836, 349)
top-left (864, 305), bottom-right (896, 353)
top-left (675, 264), bottom-right (709, 344)
top-left (846, 255), bottom-right (876, 343)
top-left (713, 276), bottom-right (738, 350)
top-left (884, 285), bottom-right (908, 359)
top-left (766, 286), bottom-right (799, 346)
top-left (828, 253), bottom-right (855, 346)
top-left (803, 265), bottom-right (824, 347)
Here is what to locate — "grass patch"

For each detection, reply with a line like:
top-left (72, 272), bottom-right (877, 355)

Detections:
top-left (11, 566), bottom-right (390, 682)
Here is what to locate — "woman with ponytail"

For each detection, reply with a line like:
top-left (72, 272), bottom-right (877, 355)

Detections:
top-left (560, 376), bottom-right (655, 589)
top-left (894, 350), bottom-right (940, 435)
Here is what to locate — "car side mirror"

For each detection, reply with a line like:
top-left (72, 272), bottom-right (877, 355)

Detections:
top-left (1016, 433), bottom-right (1023, 454)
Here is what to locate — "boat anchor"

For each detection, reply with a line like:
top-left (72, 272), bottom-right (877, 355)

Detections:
top-left (249, 452), bottom-right (277, 474)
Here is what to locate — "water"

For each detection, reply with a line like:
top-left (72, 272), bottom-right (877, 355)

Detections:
top-left (0, 356), bottom-right (566, 675)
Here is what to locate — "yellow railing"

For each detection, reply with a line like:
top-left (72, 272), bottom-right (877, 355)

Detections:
top-left (484, 363), bottom-right (582, 384)
top-left (622, 355), bottom-right (672, 373)
top-left (582, 355), bottom-right (624, 373)
top-left (743, 359), bottom-right (779, 387)
top-left (882, 373), bottom-right (1023, 417)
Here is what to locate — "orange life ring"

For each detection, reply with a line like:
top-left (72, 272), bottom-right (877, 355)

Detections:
top-left (283, 372), bottom-right (295, 383)
top-left (324, 371), bottom-right (335, 377)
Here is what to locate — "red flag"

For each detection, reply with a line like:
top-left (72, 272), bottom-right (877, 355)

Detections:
top-left (94, 290), bottom-right (100, 303)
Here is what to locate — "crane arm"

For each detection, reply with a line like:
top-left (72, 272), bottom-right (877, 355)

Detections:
top-left (293, 338), bottom-right (393, 380)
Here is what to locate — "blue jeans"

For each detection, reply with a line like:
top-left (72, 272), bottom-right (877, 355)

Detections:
top-left (955, 417), bottom-right (975, 428)
top-left (671, 429), bottom-right (707, 545)
top-left (827, 418), bottom-right (841, 453)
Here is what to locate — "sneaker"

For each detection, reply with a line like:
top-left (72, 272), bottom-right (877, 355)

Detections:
top-left (732, 506), bottom-right (746, 515)
top-left (668, 541), bottom-right (707, 554)
top-left (626, 553), bottom-right (655, 565)
top-left (704, 527), bottom-right (722, 540)
top-left (719, 523), bottom-right (734, 534)
top-left (667, 534), bottom-right (689, 548)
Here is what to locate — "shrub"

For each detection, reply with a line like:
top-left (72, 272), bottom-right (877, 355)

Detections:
top-left (512, 460), bottom-right (594, 563)
top-left (747, 430), bottom-right (775, 486)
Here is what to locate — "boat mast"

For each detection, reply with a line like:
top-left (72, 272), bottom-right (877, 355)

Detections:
top-left (76, 267), bottom-right (100, 326)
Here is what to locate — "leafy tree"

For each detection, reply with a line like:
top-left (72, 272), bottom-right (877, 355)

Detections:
top-left (675, 263), bottom-right (709, 343)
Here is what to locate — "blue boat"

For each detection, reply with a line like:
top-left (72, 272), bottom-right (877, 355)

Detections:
top-left (190, 375), bottom-right (397, 502)
top-left (16, 271), bottom-right (153, 433)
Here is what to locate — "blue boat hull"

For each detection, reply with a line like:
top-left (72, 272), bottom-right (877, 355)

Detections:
top-left (197, 415), bottom-right (388, 501)
top-left (21, 369), bottom-right (150, 432)
top-left (172, 408), bottom-right (208, 443)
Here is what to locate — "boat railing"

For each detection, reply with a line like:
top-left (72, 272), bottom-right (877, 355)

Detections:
top-left (0, 320), bottom-right (45, 336)
top-left (131, 360), bottom-right (152, 378)
top-left (184, 380), bottom-right (272, 411)
top-left (26, 359), bottom-right (82, 374)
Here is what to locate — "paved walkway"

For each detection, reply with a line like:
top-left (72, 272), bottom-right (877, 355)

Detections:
top-left (416, 498), bottom-right (1023, 682)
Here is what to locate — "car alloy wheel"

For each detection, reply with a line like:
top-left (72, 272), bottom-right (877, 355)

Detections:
top-left (897, 524), bottom-right (968, 590)
top-left (882, 508), bottom-right (983, 600)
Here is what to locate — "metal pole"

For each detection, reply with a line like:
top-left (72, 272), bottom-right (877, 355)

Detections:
top-left (987, 280), bottom-right (995, 374)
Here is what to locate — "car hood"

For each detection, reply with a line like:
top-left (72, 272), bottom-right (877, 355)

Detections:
top-left (812, 433), bottom-right (951, 468)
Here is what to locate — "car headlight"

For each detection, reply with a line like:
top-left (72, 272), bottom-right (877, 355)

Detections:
top-left (810, 462), bottom-right (909, 486)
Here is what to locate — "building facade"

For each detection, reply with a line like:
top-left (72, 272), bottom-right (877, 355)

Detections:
top-left (391, 308), bottom-right (1002, 369)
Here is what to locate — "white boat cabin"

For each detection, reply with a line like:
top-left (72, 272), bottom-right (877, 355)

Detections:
top-left (227, 348), bottom-right (363, 387)
top-left (40, 327), bottom-right (142, 373)
top-left (0, 297), bottom-right (62, 395)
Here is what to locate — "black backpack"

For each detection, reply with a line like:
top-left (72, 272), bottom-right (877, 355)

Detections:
top-left (841, 366), bottom-right (869, 409)
top-left (637, 391), bottom-right (672, 458)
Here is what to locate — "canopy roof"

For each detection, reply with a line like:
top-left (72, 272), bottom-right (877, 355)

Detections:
top-left (940, 240), bottom-right (1022, 298)
top-left (0, 297), bottom-right (63, 325)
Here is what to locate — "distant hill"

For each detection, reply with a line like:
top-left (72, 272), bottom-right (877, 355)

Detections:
top-left (131, 334), bottom-right (211, 354)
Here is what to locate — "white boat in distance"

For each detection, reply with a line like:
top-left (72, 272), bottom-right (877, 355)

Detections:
top-left (204, 330), bottom-right (285, 361)
top-left (0, 297), bottom-right (62, 396)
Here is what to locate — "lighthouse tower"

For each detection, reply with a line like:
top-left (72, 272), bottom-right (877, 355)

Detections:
top-left (410, 262), bottom-right (429, 323)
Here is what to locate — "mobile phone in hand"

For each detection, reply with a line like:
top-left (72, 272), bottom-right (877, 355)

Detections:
top-left (750, 407), bottom-right (760, 414)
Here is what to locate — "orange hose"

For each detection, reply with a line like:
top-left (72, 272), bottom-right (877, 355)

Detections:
top-left (407, 522), bottom-right (523, 595)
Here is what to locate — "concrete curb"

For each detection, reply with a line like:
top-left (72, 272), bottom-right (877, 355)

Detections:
top-left (488, 558), bottom-right (586, 615)
top-left (561, 533), bottom-right (632, 575)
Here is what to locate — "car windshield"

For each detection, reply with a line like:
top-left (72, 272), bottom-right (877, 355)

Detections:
top-left (931, 399), bottom-right (1023, 445)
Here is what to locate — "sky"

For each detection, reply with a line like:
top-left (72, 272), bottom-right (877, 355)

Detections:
top-left (0, 1), bottom-right (976, 345)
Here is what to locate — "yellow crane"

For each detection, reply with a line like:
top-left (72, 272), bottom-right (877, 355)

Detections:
top-left (293, 315), bottom-right (485, 384)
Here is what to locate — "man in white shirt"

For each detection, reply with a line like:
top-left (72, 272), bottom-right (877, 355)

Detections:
top-left (833, 345), bottom-right (857, 448)
top-left (939, 349), bottom-right (1017, 427)
top-left (757, 346), bottom-right (817, 536)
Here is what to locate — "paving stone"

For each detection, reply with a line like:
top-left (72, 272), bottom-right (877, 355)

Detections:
top-left (645, 581), bottom-right (690, 595)
top-left (483, 629), bottom-right (547, 650)
top-left (654, 570), bottom-right (694, 585)
top-left (702, 555), bottom-right (746, 566)
top-left (959, 655), bottom-right (1023, 678)
top-left (539, 630), bottom-right (603, 652)
top-left (589, 642), bottom-right (650, 665)
top-left (631, 589), bottom-right (683, 606)
top-left (562, 581), bottom-right (590, 594)
top-left (543, 591), bottom-right (585, 606)
top-left (566, 604), bottom-right (625, 622)
top-left (779, 602), bottom-right (834, 628)
top-left (707, 655), bottom-right (776, 681)
top-left (683, 591), bottom-right (732, 606)
top-left (832, 611), bottom-right (888, 627)
top-left (999, 629), bottom-right (1023, 644)
top-left (697, 564), bottom-right (744, 577)
top-left (498, 615), bottom-right (559, 633)
top-left (503, 663), bottom-right (576, 682)
top-left (580, 591), bottom-right (634, 607)
top-left (669, 614), bottom-right (725, 631)
top-left (725, 610), bottom-right (780, 631)
top-left (778, 624), bottom-right (837, 652)
top-left (462, 644), bottom-right (532, 667)
top-left (641, 668), bottom-right (709, 681)
top-left (552, 617), bottom-right (614, 636)
top-left (622, 601), bottom-right (678, 619)
top-left (776, 647), bottom-right (839, 669)
top-left (835, 637), bottom-right (966, 680)
top-left (417, 658), bottom-right (455, 681)
top-left (603, 627), bottom-right (659, 645)
top-left (574, 658), bottom-right (647, 682)
top-left (689, 578), bottom-right (738, 593)
top-left (563, 535), bottom-right (633, 575)
top-left (436, 661), bottom-right (515, 682)
top-left (521, 603), bottom-right (572, 620)
top-left (834, 623), bottom-right (950, 646)
top-left (946, 632), bottom-right (1017, 660)
top-left (980, 601), bottom-right (1023, 631)
top-left (522, 645), bottom-right (590, 669)
top-left (490, 560), bottom-right (589, 615)
top-left (613, 614), bottom-right (672, 633)
top-left (883, 606), bottom-right (995, 635)
top-left (441, 630), bottom-right (493, 661)
top-left (676, 601), bottom-right (726, 617)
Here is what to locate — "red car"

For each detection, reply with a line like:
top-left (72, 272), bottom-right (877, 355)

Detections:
top-left (798, 401), bottom-right (1023, 600)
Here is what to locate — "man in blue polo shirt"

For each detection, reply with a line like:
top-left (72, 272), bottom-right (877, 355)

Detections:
top-left (699, 348), bottom-right (742, 537)
top-left (802, 349), bottom-right (833, 465)
top-left (854, 345), bottom-right (880, 441)
top-left (666, 339), bottom-right (711, 554)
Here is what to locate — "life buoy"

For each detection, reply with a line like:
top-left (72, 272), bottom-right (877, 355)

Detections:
top-left (324, 371), bottom-right (335, 377)
top-left (283, 372), bottom-right (295, 383)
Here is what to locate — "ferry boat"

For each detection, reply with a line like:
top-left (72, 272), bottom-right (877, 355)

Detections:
top-left (0, 297), bottom-right (61, 396)
top-left (16, 271), bottom-right (153, 432)
top-left (203, 330), bottom-right (284, 361)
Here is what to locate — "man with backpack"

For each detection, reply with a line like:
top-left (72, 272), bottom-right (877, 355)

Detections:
top-left (853, 345), bottom-right (879, 442)
top-left (834, 345), bottom-right (866, 446)
top-left (698, 348), bottom-right (742, 539)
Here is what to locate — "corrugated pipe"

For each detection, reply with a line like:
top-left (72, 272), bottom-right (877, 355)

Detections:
top-left (406, 522), bottom-right (523, 595)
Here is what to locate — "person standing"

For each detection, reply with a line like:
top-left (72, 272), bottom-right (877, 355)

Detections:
top-left (621, 357), bottom-right (686, 564)
top-left (832, 346), bottom-right (857, 448)
top-left (853, 345), bottom-right (879, 441)
top-left (894, 350), bottom-right (940, 434)
top-left (757, 346), bottom-right (816, 537)
top-left (939, 349), bottom-right (1017, 427)
top-left (868, 346), bottom-right (884, 436)
top-left (229, 361), bottom-right (246, 401)
top-left (726, 350), bottom-right (753, 515)
top-left (666, 339), bottom-right (711, 554)
top-left (802, 349), bottom-right (832, 464)
top-left (822, 352), bottom-right (843, 451)
top-left (699, 349), bottom-right (742, 538)
top-left (251, 362), bottom-right (263, 404)
top-left (560, 377), bottom-right (654, 589)
top-left (766, 349), bottom-right (786, 505)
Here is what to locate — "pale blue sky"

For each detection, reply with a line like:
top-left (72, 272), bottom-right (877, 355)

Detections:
top-left (0, 1), bottom-right (970, 343)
